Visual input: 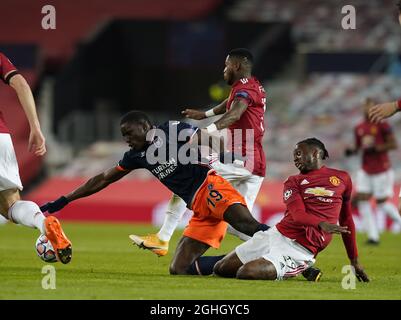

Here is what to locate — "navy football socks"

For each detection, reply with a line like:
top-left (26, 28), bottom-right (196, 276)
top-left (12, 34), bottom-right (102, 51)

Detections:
top-left (187, 255), bottom-right (226, 275)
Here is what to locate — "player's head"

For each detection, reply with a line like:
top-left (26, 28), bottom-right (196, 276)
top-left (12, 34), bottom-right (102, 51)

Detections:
top-left (224, 48), bottom-right (253, 85)
top-left (397, 1), bottom-right (401, 25)
top-left (362, 97), bottom-right (375, 119)
top-left (120, 111), bottom-right (152, 150)
top-left (294, 138), bottom-right (329, 173)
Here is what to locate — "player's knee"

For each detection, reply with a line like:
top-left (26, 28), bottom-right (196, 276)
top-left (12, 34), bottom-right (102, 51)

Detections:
top-left (213, 258), bottom-right (237, 278)
top-left (169, 261), bottom-right (189, 275)
top-left (213, 259), bottom-right (223, 275)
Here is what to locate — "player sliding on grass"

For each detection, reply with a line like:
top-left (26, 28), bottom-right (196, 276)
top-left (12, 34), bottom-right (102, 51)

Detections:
top-left (130, 48), bottom-right (267, 256)
top-left (213, 138), bottom-right (369, 282)
top-left (0, 52), bottom-right (72, 264)
top-left (41, 111), bottom-right (271, 275)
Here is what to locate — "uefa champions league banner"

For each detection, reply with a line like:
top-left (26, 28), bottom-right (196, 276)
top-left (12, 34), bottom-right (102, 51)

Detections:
top-left (26, 176), bottom-right (400, 233)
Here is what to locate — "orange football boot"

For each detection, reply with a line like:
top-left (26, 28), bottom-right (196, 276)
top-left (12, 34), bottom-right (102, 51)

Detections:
top-left (44, 216), bottom-right (72, 264)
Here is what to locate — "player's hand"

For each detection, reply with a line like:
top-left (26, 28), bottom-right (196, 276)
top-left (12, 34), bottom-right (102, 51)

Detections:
top-left (40, 196), bottom-right (69, 213)
top-left (28, 128), bottom-right (46, 156)
top-left (318, 222), bottom-right (351, 234)
top-left (351, 259), bottom-right (370, 282)
top-left (369, 102), bottom-right (399, 123)
top-left (181, 108), bottom-right (206, 120)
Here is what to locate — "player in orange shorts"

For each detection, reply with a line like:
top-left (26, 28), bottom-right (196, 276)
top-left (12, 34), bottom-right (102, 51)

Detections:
top-left (41, 111), bottom-right (269, 274)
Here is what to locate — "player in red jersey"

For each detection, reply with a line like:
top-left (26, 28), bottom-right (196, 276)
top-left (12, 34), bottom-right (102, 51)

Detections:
top-left (213, 138), bottom-right (369, 282)
top-left (130, 48), bottom-right (267, 255)
top-left (0, 52), bottom-right (72, 263)
top-left (345, 98), bottom-right (400, 245)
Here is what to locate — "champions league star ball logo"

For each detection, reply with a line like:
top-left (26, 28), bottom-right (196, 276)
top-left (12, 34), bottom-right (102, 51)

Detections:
top-left (283, 189), bottom-right (292, 201)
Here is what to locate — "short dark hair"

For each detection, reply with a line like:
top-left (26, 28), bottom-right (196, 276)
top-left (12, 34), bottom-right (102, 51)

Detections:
top-left (120, 110), bottom-right (152, 126)
top-left (397, 0), bottom-right (401, 13)
top-left (228, 48), bottom-right (254, 64)
top-left (298, 137), bottom-right (329, 160)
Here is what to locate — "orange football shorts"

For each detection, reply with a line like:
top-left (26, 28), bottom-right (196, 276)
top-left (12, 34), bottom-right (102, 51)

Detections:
top-left (183, 171), bottom-right (247, 248)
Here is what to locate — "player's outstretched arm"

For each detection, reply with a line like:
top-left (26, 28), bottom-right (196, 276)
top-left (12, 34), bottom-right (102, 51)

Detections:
top-left (369, 101), bottom-right (400, 123)
top-left (9, 74), bottom-right (46, 156)
top-left (338, 177), bottom-right (370, 282)
top-left (182, 99), bottom-right (228, 120)
top-left (210, 99), bottom-right (247, 131)
top-left (40, 167), bottom-right (131, 213)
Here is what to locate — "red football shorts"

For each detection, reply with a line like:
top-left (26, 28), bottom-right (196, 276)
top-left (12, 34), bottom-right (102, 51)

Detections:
top-left (184, 171), bottom-right (247, 248)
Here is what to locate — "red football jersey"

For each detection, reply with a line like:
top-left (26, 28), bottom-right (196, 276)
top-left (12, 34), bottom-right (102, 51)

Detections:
top-left (276, 166), bottom-right (358, 259)
top-left (354, 120), bottom-right (392, 174)
top-left (0, 52), bottom-right (18, 134)
top-left (226, 76), bottom-right (267, 177)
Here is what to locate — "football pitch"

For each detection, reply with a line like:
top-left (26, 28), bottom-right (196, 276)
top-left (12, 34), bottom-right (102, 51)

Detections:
top-left (1, 222), bottom-right (400, 300)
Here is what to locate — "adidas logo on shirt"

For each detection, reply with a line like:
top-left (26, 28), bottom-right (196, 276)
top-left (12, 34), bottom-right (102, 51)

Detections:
top-left (301, 179), bottom-right (310, 185)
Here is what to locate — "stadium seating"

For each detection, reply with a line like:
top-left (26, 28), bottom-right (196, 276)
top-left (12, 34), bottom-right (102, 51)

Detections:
top-left (228, 0), bottom-right (401, 50)
top-left (0, 0), bottom-right (223, 62)
top-left (264, 73), bottom-right (401, 180)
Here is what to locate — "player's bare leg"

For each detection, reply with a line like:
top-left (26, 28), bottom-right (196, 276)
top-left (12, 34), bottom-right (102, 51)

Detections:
top-left (0, 188), bottom-right (20, 217)
top-left (223, 203), bottom-right (268, 236)
top-left (236, 258), bottom-right (277, 280)
top-left (213, 250), bottom-right (244, 278)
top-left (169, 236), bottom-right (210, 275)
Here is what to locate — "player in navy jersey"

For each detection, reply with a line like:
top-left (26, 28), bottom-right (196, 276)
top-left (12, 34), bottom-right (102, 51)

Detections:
top-left (214, 138), bottom-right (369, 282)
top-left (130, 48), bottom-right (268, 256)
top-left (41, 111), bottom-right (270, 275)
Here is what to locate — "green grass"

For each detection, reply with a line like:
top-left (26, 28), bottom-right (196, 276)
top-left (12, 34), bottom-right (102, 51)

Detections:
top-left (0, 222), bottom-right (400, 300)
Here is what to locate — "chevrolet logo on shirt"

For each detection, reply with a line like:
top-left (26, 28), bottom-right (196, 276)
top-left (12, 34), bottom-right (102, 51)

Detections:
top-left (304, 187), bottom-right (334, 197)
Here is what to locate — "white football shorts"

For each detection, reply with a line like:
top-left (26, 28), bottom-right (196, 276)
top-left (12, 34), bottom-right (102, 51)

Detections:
top-left (211, 161), bottom-right (264, 212)
top-left (355, 169), bottom-right (394, 199)
top-left (0, 133), bottom-right (23, 191)
top-left (235, 226), bottom-right (315, 280)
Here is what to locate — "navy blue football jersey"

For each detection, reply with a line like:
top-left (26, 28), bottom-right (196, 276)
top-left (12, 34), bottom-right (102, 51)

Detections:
top-left (118, 121), bottom-right (212, 205)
